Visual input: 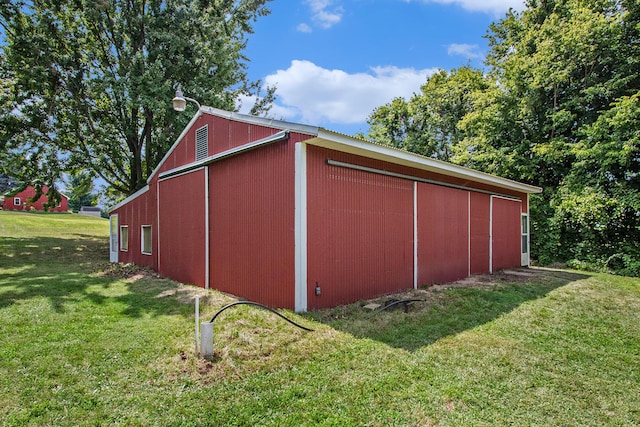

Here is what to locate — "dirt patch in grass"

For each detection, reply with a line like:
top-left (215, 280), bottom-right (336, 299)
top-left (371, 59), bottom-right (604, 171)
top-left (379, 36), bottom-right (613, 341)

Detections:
top-left (95, 262), bottom-right (160, 280)
top-left (359, 267), bottom-right (579, 311)
top-left (94, 262), bottom-right (225, 305)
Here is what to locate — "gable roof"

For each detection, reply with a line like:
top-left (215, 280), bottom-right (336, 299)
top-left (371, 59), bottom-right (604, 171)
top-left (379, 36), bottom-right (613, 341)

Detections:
top-left (153, 107), bottom-right (541, 194)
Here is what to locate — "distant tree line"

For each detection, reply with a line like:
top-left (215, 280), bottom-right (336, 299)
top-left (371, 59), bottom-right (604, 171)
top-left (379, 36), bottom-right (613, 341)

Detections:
top-left (364, 0), bottom-right (640, 275)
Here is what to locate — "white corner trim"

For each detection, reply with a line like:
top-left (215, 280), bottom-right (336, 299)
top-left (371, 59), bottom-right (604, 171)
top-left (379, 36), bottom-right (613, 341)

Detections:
top-left (294, 142), bottom-right (308, 312)
top-left (413, 181), bottom-right (418, 290)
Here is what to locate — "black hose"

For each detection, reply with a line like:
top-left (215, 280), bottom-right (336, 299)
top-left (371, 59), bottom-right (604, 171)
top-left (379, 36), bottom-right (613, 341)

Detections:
top-left (374, 298), bottom-right (426, 314)
top-left (208, 301), bottom-right (314, 331)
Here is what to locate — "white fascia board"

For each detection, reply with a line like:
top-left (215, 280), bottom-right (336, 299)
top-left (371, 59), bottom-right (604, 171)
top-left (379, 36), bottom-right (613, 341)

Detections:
top-left (107, 184), bottom-right (150, 213)
top-left (200, 106), bottom-right (319, 136)
top-left (310, 129), bottom-right (542, 194)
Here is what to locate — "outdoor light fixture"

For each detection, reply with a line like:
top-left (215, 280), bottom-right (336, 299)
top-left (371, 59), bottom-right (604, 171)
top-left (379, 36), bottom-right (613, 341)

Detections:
top-left (172, 85), bottom-right (201, 112)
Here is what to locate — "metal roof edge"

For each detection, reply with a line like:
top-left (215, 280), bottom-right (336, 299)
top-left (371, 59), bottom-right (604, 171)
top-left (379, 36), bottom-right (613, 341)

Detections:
top-left (146, 107), bottom-right (317, 185)
top-left (312, 129), bottom-right (543, 194)
top-left (200, 107), bottom-right (320, 136)
top-left (108, 184), bottom-right (150, 213)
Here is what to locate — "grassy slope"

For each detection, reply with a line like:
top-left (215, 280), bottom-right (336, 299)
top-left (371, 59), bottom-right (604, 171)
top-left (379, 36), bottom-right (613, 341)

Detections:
top-left (0, 211), bottom-right (639, 426)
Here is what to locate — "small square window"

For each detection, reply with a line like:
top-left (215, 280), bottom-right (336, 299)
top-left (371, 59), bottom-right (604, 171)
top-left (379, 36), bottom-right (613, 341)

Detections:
top-left (141, 225), bottom-right (152, 255)
top-left (14, 197), bottom-right (21, 206)
top-left (120, 226), bottom-right (129, 252)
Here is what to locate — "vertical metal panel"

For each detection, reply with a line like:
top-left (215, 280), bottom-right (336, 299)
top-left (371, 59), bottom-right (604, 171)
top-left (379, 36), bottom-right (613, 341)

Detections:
top-left (306, 146), bottom-right (414, 310)
top-left (209, 137), bottom-right (296, 309)
top-left (491, 196), bottom-right (522, 271)
top-left (158, 169), bottom-right (207, 287)
top-left (470, 191), bottom-right (490, 274)
top-left (211, 115), bottom-right (231, 155)
top-left (416, 183), bottom-right (469, 285)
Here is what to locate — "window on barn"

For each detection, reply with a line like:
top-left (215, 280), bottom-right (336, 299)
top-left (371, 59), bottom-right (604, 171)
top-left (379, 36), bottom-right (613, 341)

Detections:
top-left (195, 125), bottom-right (208, 161)
top-left (120, 226), bottom-right (129, 252)
top-left (14, 197), bottom-right (20, 206)
top-left (141, 225), bottom-right (152, 255)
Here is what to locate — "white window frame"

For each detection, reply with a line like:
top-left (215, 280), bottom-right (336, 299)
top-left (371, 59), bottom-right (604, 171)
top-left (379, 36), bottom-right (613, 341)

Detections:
top-left (141, 225), bottom-right (152, 255)
top-left (14, 197), bottom-right (20, 206)
top-left (120, 226), bottom-right (129, 252)
top-left (521, 213), bottom-right (530, 266)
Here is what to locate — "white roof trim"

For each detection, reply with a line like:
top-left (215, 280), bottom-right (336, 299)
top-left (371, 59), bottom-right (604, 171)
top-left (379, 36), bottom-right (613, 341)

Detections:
top-left (108, 184), bottom-right (150, 213)
top-left (309, 129), bottom-right (542, 194)
top-left (158, 130), bottom-right (290, 180)
top-left (141, 107), bottom-right (540, 208)
top-left (200, 106), bottom-right (319, 136)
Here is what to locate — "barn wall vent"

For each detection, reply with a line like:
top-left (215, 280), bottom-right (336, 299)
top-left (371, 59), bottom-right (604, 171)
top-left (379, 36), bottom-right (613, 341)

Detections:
top-left (195, 125), bottom-right (209, 161)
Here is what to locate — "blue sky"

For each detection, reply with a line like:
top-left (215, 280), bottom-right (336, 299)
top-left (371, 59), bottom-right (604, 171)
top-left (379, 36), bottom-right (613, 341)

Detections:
top-left (238, 0), bottom-right (526, 135)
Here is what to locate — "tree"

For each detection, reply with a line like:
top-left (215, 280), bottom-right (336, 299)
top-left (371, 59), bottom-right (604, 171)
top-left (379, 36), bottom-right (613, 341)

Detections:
top-left (366, 66), bottom-right (489, 161)
top-left (0, 0), bottom-right (273, 200)
top-left (66, 170), bottom-right (98, 212)
top-left (464, 0), bottom-right (640, 270)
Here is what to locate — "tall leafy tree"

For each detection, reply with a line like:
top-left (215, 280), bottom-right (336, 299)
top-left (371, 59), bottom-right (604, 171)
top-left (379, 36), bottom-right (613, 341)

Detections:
top-left (366, 66), bottom-right (488, 161)
top-left (0, 0), bottom-right (273, 198)
top-left (66, 170), bottom-right (98, 212)
top-left (464, 0), bottom-right (640, 269)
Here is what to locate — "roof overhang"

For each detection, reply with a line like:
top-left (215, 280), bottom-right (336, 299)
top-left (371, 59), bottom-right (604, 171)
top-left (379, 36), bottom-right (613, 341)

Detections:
top-left (306, 129), bottom-right (542, 194)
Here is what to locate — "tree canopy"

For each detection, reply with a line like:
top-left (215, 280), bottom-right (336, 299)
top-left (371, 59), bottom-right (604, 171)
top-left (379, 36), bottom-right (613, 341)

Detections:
top-left (0, 0), bottom-right (273, 199)
top-left (365, 0), bottom-right (640, 275)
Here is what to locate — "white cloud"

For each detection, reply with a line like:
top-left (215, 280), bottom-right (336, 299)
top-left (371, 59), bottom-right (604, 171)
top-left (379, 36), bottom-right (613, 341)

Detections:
top-left (302, 0), bottom-right (344, 30)
top-left (412, 0), bottom-right (525, 15)
top-left (447, 43), bottom-right (483, 59)
top-left (296, 23), bottom-right (313, 33)
top-left (262, 60), bottom-right (438, 125)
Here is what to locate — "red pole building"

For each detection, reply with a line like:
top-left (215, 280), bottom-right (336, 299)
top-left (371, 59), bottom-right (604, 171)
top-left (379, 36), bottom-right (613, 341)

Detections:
top-left (109, 108), bottom-right (541, 311)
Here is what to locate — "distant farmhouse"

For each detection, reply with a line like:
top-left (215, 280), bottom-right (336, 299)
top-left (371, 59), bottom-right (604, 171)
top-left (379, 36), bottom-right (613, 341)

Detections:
top-left (3, 186), bottom-right (69, 212)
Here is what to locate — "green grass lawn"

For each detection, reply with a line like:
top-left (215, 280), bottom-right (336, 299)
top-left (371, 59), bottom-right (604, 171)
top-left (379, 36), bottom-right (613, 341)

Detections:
top-left (1, 210), bottom-right (639, 426)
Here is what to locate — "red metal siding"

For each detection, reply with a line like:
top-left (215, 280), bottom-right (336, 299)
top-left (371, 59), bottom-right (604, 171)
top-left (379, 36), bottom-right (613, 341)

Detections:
top-left (158, 169), bottom-right (206, 287)
top-left (209, 139), bottom-right (295, 308)
top-left (470, 192), bottom-right (490, 274)
top-left (157, 114), bottom-right (299, 174)
top-left (306, 146), bottom-right (414, 310)
top-left (112, 183), bottom-right (158, 270)
top-left (491, 197), bottom-right (522, 271)
top-left (158, 123), bottom-right (199, 174)
top-left (417, 183), bottom-right (469, 285)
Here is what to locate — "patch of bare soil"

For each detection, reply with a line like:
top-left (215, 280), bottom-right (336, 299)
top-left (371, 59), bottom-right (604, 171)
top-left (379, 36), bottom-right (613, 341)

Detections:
top-left (94, 262), bottom-right (205, 303)
top-left (362, 267), bottom-right (568, 310)
top-left (95, 262), bottom-right (160, 280)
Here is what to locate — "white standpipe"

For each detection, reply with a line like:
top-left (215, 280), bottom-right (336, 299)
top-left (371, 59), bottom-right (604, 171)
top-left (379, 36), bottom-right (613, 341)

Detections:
top-left (194, 295), bottom-right (199, 354)
top-left (200, 322), bottom-right (214, 357)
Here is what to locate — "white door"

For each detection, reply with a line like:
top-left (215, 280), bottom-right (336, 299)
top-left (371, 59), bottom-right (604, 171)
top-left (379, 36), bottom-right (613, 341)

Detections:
top-left (521, 213), bottom-right (529, 266)
top-left (109, 214), bottom-right (118, 262)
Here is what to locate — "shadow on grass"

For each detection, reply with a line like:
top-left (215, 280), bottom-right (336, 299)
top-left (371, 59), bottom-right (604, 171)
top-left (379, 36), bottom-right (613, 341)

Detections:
top-left (307, 269), bottom-right (590, 352)
top-left (0, 236), bottom-right (191, 318)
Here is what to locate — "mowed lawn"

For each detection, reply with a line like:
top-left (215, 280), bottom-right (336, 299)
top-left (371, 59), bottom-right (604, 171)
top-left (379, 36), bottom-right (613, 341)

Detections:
top-left (1, 211), bottom-right (639, 426)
